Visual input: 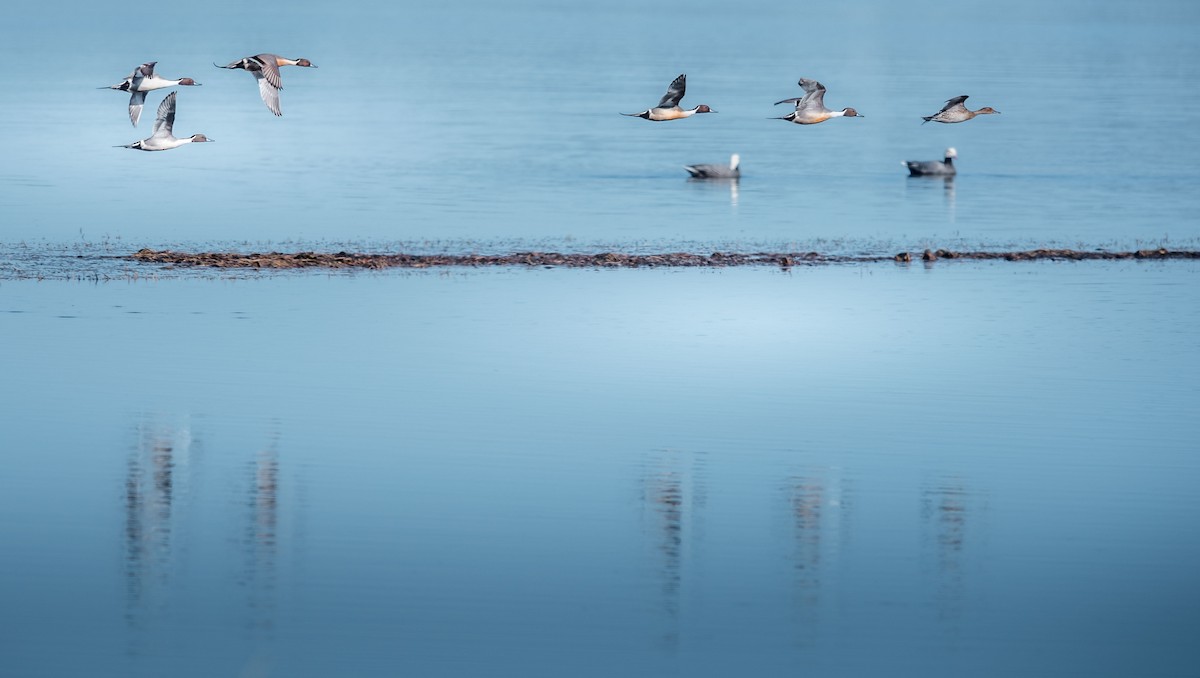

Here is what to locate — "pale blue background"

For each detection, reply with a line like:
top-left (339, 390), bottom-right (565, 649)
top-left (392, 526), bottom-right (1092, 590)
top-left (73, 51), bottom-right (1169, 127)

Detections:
top-left (2, 1), bottom-right (1200, 676)
top-left (3, 262), bottom-right (1200, 676)
top-left (1, 0), bottom-right (1198, 250)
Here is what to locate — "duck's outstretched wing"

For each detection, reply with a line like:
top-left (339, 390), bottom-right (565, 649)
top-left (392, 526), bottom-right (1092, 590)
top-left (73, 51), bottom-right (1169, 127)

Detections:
top-left (128, 90), bottom-right (146, 126)
top-left (656, 74), bottom-right (686, 108)
top-left (797, 78), bottom-right (826, 110)
top-left (797, 78), bottom-right (824, 94)
top-left (255, 71), bottom-right (283, 116)
top-left (126, 61), bottom-right (156, 79)
top-left (777, 78), bottom-right (826, 109)
top-left (939, 95), bottom-right (969, 113)
top-left (151, 91), bottom-right (176, 139)
top-left (252, 54), bottom-right (285, 91)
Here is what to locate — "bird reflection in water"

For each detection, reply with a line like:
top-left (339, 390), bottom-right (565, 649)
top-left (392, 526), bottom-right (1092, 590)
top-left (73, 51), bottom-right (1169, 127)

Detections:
top-left (942, 176), bottom-right (956, 214)
top-left (686, 175), bottom-right (740, 208)
top-left (906, 173), bottom-right (956, 218)
top-left (123, 418), bottom-right (196, 636)
top-left (920, 476), bottom-right (980, 624)
top-left (241, 429), bottom-right (282, 658)
top-left (784, 467), bottom-right (851, 630)
top-left (640, 448), bottom-right (708, 646)
top-left (121, 417), bottom-right (294, 673)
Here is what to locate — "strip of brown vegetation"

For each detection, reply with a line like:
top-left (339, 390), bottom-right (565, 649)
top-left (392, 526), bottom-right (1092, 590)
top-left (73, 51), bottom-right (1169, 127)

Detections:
top-left (129, 249), bottom-right (849, 269)
top-left (129, 247), bottom-right (1200, 270)
top-left (903, 247), bottom-right (1199, 262)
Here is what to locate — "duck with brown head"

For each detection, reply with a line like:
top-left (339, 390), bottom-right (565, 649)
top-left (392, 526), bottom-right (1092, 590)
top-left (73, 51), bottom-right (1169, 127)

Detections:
top-left (622, 74), bottom-right (716, 121)
top-left (215, 53), bottom-right (318, 116)
top-left (922, 95), bottom-right (999, 124)
top-left (101, 61), bottom-right (202, 126)
top-left (772, 78), bottom-right (862, 125)
top-left (117, 92), bottom-right (214, 152)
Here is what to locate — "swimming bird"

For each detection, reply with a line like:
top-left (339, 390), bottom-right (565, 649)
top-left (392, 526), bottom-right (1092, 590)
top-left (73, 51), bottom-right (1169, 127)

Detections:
top-left (921, 96), bottom-right (999, 124)
top-left (215, 53), bottom-right (317, 116)
top-left (102, 61), bottom-right (201, 126)
top-left (685, 154), bottom-right (740, 179)
top-left (773, 78), bottom-right (861, 125)
top-left (117, 92), bottom-right (213, 151)
top-left (622, 74), bottom-right (714, 121)
top-left (904, 148), bottom-right (957, 176)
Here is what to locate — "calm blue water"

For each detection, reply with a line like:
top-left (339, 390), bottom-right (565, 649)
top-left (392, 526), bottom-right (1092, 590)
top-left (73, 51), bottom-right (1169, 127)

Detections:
top-left (1, 0), bottom-right (1198, 251)
top-left (2, 263), bottom-right (1199, 676)
top-left (3, 0), bottom-right (1200, 676)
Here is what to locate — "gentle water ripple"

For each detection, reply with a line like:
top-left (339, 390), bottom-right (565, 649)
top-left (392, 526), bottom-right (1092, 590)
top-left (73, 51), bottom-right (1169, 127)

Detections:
top-left (2, 264), bottom-right (1198, 676)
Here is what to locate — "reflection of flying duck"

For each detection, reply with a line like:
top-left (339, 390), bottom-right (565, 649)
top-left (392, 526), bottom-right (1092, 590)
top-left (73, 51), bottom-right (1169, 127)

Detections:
top-left (215, 53), bottom-right (318, 116)
top-left (117, 92), bottom-right (213, 151)
top-left (623, 74), bottom-right (714, 121)
top-left (773, 78), bottom-right (862, 125)
top-left (685, 154), bottom-right (740, 179)
top-left (102, 61), bottom-right (201, 126)
top-left (905, 148), bottom-right (957, 176)
top-left (922, 95), bottom-right (999, 124)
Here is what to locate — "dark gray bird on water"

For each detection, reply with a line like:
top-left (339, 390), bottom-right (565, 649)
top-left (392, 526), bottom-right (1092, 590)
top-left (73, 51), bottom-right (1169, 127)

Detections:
top-left (904, 148), bottom-right (957, 176)
top-left (685, 154), bottom-right (740, 179)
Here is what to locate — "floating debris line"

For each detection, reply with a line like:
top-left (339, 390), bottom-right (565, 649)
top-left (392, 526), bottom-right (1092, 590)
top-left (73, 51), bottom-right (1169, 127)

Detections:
top-left (127, 247), bottom-right (1200, 270)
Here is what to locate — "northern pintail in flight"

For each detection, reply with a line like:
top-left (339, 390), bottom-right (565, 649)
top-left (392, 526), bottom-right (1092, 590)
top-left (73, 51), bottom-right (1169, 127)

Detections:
top-left (102, 61), bottom-right (200, 126)
top-left (921, 96), bottom-right (999, 124)
top-left (685, 154), bottom-right (740, 179)
top-left (773, 78), bottom-right (861, 125)
top-left (623, 74), bottom-right (714, 121)
top-left (904, 148), bottom-right (957, 176)
top-left (215, 53), bottom-right (317, 116)
top-left (117, 92), bottom-right (213, 151)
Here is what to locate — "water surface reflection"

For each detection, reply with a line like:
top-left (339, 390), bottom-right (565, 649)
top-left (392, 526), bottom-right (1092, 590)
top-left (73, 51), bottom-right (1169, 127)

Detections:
top-left (686, 177), bottom-right (740, 208)
top-left (2, 263), bottom-right (1196, 677)
top-left (242, 431), bottom-right (281, 633)
top-left (784, 468), bottom-right (852, 616)
top-left (123, 418), bottom-right (195, 638)
top-left (120, 416), bottom-right (298, 673)
top-left (906, 174), bottom-right (957, 215)
top-left (640, 448), bottom-right (708, 645)
top-left (921, 475), bottom-right (985, 626)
